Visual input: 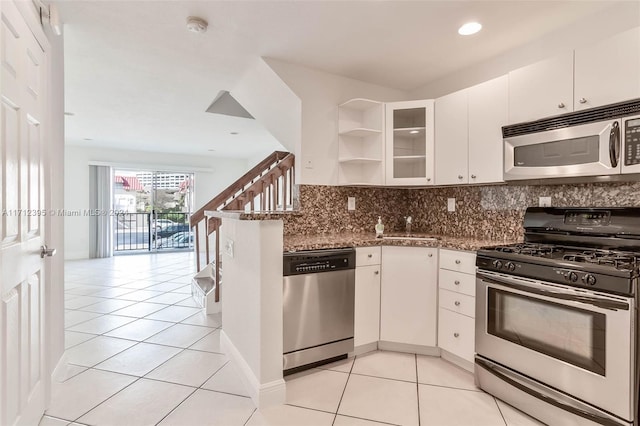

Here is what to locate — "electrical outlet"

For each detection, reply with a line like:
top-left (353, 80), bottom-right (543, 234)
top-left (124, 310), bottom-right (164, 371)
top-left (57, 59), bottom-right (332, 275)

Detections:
top-left (447, 198), bottom-right (456, 212)
top-left (347, 197), bottom-right (356, 211)
top-left (224, 239), bottom-right (234, 258)
top-left (539, 196), bottom-right (552, 207)
top-left (304, 159), bottom-right (313, 169)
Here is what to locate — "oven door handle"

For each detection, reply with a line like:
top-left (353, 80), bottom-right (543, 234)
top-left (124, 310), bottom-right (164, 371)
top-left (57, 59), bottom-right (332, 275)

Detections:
top-left (477, 271), bottom-right (629, 311)
top-left (475, 358), bottom-right (625, 426)
top-left (609, 121), bottom-right (620, 168)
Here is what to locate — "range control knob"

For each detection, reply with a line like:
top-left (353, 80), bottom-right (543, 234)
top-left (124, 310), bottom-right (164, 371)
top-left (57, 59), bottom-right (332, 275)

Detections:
top-left (568, 272), bottom-right (578, 282)
top-left (492, 260), bottom-right (503, 269)
top-left (583, 274), bottom-right (597, 286)
top-left (506, 262), bottom-right (516, 272)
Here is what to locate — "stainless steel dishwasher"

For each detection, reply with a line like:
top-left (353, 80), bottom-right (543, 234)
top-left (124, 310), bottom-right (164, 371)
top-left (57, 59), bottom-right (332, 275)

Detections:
top-left (283, 248), bottom-right (355, 374)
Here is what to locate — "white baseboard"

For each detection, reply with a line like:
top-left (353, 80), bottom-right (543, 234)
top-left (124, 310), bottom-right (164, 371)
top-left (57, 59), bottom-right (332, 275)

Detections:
top-left (220, 330), bottom-right (285, 408)
top-left (50, 352), bottom-right (69, 383)
top-left (440, 349), bottom-right (474, 373)
top-left (353, 342), bottom-right (378, 356)
top-left (378, 341), bottom-right (440, 356)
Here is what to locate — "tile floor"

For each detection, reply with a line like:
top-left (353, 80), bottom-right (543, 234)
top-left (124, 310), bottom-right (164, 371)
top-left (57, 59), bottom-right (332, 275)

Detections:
top-left (42, 252), bottom-right (544, 426)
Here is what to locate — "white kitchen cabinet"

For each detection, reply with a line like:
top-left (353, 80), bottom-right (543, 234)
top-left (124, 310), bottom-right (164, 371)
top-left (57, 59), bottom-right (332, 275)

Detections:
top-left (438, 249), bottom-right (476, 365)
top-left (338, 99), bottom-right (385, 185)
top-left (380, 246), bottom-right (438, 347)
top-left (435, 76), bottom-right (507, 185)
top-left (509, 52), bottom-right (574, 124)
top-left (435, 89), bottom-right (468, 185)
top-left (468, 75), bottom-right (508, 184)
top-left (385, 100), bottom-right (435, 186)
top-left (354, 264), bottom-right (381, 347)
top-left (574, 27), bottom-right (640, 111)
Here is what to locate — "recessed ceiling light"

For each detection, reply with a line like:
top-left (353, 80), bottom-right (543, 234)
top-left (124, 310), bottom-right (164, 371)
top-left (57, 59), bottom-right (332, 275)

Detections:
top-left (458, 22), bottom-right (482, 36)
top-left (207, 149), bottom-right (216, 152)
top-left (83, 138), bottom-right (93, 141)
top-left (230, 132), bottom-right (238, 135)
top-left (409, 130), bottom-right (419, 134)
top-left (64, 112), bottom-right (75, 116)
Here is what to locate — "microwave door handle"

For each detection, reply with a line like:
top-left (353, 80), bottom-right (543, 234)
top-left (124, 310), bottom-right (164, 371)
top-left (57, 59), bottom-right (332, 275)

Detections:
top-left (609, 121), bottom-right (620, 168)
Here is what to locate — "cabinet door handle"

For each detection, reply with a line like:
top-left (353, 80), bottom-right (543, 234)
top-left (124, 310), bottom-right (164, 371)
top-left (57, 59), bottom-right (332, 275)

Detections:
top-left (454, 280), bottom-right (460, 285)
top-left (455, 259), bottom-right (461, 264)
top-left (579, 97), bottom-right (587, 104)
top-left (454, 301), bottom-right (461, 306)
top-left (427, 178), bottom-right (431, 182)
top-left (458, 175), bottom-right (463, 179)
top-left (558, 102), bottom-right (565, 109)
top-left (428, 253), bottom-right (433, 258)
top-left (368, 254), bottom-right (373, 258)
top-left (470, 174), bottom-right (476, 179)
top-left (374, 270), bottom-right (379, 275)
top-left (454, 332), bottom-right (460, 338)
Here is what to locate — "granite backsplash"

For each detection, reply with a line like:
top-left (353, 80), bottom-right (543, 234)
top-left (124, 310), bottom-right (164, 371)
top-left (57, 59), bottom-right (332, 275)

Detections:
top-left (282, 182), bottom-right (640, 240)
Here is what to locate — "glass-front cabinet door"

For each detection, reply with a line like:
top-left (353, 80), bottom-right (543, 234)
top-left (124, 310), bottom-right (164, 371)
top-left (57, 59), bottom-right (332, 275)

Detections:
top-left (385, 100), bottom-right (435, 185)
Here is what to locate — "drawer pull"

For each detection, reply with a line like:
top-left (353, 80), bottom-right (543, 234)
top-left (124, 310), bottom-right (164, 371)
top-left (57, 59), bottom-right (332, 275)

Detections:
top-left (454, 301), bottom-right (461, 306)
top-left (368, 254), bottom-right (373, 258)
top-left (455, 259), bottom-right (461, 264)
top-left (454, 332), bottom-right (460, 338)
top-left (454, 280), bottom-right (460, 285)
top-left (374, 270), bottom-right (379, 275)
top-left (428, 253), bottom-right (433, 258)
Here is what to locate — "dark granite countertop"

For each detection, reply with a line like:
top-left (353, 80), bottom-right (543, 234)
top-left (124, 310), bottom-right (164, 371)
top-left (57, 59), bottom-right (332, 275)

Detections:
top-left (283, 232), bottom-right (520, 253)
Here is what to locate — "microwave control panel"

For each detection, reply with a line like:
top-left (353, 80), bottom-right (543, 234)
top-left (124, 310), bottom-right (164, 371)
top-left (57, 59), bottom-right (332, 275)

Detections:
top-left (624, 117), bottom-right (640, 165)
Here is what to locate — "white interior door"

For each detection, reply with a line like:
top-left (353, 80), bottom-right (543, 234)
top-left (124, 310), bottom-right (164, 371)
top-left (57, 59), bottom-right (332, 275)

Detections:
top-left (0, 1), bottom-right (50, 425)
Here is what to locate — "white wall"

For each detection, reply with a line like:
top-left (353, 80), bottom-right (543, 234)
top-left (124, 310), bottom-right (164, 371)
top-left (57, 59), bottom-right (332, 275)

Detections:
top-left (64, 145), bottom-right (248, 259)
top-left (265, 59), bottom-right (408, 185)
top-left (411, 2), bottom-right (640, 99)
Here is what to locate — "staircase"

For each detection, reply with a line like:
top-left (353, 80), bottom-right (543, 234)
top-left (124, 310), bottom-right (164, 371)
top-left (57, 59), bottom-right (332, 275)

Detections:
top-left (189, 151), bottom-right (295, 307)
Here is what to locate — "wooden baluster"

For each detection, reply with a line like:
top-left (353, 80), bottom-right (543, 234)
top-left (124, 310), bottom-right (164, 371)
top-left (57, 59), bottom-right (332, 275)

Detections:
top-left (194, 223), bottom-right (201, 271)
top-left (261, 183), bottom-right (266, 211)
top-left (215, 220), bottom-right (221, 303)
top-left (205, 217), bottom-right (211, 265)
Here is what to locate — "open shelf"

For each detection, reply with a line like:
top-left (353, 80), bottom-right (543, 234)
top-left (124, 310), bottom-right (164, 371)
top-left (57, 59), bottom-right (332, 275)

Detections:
top-left (339, 128), bottom-right (382, 138)
top-left (393, 155), bottom-right (427, 161)
top-left (339, 157), bottom-right (383, 165)
top-left (339, 98), bottom-right (382, 110)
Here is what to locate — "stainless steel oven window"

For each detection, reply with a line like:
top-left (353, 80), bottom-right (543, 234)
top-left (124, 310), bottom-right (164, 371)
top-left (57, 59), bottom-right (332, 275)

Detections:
top-left (513, 136), bottom-right (599, 167)
top-left (487, 288), bottom-right (606, 375)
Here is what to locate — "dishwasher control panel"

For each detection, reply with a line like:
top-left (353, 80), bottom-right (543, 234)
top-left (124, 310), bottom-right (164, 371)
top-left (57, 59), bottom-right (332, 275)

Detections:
top-left (283, 248), bottom-right (355, 276)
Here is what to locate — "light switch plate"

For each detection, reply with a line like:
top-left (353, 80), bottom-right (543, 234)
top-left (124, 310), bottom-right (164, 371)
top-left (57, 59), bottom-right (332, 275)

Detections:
top-left (347, 197), bottom-right (356, 211)
top-left (224, 239), bottom-right (234, 258)
top-left (447, 198), bottom-right (456, 212)
top-left (539, 196), bottom-right (552, 207)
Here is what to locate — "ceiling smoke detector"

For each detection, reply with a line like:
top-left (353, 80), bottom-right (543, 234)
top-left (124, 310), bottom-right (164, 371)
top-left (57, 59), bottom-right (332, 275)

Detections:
top-left (186, 16), bottom-right (208, 33)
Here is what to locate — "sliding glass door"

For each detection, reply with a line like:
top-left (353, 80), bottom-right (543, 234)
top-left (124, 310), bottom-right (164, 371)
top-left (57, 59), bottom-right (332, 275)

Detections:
top-left (113, 169), bottom-right (194, 253)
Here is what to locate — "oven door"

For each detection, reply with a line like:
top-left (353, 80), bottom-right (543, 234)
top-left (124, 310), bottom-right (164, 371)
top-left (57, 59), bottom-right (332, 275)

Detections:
top-left (476, 270), bottom-right (634, 421)
top-left (504, 119), bottom-right (621, 180)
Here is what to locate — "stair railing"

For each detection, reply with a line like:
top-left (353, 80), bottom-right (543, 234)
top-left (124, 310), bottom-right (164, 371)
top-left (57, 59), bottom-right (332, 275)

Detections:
top-left (190, 151), bottom-right (295, 303)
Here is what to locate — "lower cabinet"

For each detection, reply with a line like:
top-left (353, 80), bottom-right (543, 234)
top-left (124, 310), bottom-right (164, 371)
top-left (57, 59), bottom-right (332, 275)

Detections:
top-left (380, 246), bottom-right (438, 347)
top-left (438, 249), bottom-right (476, 364)
top-left (354, 264), bottom-right (381, 347)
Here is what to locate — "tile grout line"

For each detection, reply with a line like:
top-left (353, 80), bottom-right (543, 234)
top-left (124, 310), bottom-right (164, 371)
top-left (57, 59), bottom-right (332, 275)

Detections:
top-left (415, 353), bottom-right (421, 426)
top-left (331, 355), bottom-right (357, 425)
top-left (493, 396), bottom-right (509, 426)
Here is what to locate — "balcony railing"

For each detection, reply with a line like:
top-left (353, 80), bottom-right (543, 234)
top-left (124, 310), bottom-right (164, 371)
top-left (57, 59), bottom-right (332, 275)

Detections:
top-left (114, 212), bottom-right (193, 252)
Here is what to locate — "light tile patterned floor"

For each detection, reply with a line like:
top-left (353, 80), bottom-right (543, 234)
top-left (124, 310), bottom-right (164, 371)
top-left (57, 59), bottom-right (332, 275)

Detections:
top-left (42, 252), bottom-right (544, 426)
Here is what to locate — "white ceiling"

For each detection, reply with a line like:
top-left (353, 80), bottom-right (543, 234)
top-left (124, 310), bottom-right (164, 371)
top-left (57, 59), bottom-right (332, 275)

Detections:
top-left (59, 0), bottom-right (621, 158)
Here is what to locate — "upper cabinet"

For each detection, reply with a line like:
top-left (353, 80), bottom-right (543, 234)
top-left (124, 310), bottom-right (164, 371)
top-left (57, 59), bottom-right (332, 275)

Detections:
top-left (435, 89), bottom-right (468, 185)
top-left (435, 76), bottom-right (507, 185)
top-left (385, 100), bottom-right (435, 186)
top-left (508, 52), bottom-right (574, 124)
top-left (574, 27), bottom-right (640, 111)
top-left (509, 26), bottom-right (640, 124)
top-left (468, 75), bottom-right (508, 184)
top-left (338, 99), bottom-right (384, 185)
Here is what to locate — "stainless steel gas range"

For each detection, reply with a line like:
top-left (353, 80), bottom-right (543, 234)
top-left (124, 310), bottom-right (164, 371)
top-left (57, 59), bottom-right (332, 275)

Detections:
top-left (475, 207), bottom-right (640, 426)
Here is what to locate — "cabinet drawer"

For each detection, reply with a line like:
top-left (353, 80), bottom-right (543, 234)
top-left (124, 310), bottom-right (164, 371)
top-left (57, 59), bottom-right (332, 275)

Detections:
top-left (356, 246), bottom-right (381, 266)
top-left (439, 249), bottom-right (476, 274)
top-left (439, 289), bottom-right (474, 318)
top-left (438, 269), bottom-right (475, 297)
top-left (438, 308), bottom-right (475, 363)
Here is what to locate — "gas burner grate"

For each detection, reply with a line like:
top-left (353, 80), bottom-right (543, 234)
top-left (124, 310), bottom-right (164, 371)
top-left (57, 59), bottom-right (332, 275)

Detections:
top-left (495, 243), bottom-right (561, 257)
top-left (563, 250), bottom-right (639, 270)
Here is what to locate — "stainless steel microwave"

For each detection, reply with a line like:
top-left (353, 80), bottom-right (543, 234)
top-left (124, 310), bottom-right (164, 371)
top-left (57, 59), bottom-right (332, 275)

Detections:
top-left (503, 99), bottom-right (640, 181)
